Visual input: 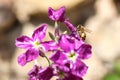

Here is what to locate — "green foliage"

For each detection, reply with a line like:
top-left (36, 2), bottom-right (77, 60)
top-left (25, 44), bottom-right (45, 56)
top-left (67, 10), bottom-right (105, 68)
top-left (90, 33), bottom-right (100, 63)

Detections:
top-left (103, 73), bottom-right (120, 80)
top-left (114, 60), bottom-right (120, 75)
top-left (103, 60), bottom-right (120, 80)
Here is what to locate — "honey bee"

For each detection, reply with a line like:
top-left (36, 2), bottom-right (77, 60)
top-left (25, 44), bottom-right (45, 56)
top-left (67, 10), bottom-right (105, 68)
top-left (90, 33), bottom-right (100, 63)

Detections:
top-left (77, 25), bottom-right (91, 41)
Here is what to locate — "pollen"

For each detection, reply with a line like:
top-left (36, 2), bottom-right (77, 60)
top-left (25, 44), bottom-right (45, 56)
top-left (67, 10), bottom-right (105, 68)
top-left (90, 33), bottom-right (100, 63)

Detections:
top-left (33, 40), bottom-right (40, 48)
top-left (68, 52), bottom-right (77, 62)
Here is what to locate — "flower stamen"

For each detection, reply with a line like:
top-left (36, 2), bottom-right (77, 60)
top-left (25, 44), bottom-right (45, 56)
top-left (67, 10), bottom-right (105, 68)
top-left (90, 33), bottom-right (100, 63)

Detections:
top-left (68, 52), bottom-right (78, 62)
top-left (33, 40), bottom-right (40, 49)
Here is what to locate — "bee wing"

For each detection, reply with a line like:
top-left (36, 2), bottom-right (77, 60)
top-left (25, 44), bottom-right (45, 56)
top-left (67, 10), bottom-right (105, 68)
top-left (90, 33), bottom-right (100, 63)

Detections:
top-left (80, 25), bottom-right (92, 33)
top-left (77, 25), bottom-right (92, 33)
top-left (84, 27), bottom-right (92, 33)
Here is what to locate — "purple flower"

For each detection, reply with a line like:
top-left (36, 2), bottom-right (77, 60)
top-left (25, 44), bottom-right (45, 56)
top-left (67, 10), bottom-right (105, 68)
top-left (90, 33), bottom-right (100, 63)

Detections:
top-left (60, 34), bottom-right (91, 59)
top-left (52, 34), bottom-right (91, 61)
top-left (70, 31), bottom-right (81, 40)
top-left (63, 19), bottom-right (76, 32)
top-left (38, 66), bottom-right (54, 80)
top-left (18, 49), bottom-right (39, 66)
top-left (54, 63), bottom-right (83, 80)
top-left (57, 72), bottom-right (83, 80)
top-left (15, 24), bottom-right (58, 66)
top-left (51, 55), bottom-right (88, 78)
top-left (48, 6), bottom-right (66, 22)
top-left (71, 60), bottom-right (88, 77)
top-left (50, 34), bottom-right (91, 77)
top-left (48, 6), bottom-right (77, 35)
top-left (28, 65), bottom-right (54, 80)
top-left (61, 73), bottom-right (83, 80)
top-left (28, 65), bottom-right (40, 80)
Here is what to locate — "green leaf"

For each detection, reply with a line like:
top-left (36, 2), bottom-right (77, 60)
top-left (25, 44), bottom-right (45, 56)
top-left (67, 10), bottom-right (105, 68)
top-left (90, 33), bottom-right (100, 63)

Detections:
top-left (48, 32), bottom-right (55, 40)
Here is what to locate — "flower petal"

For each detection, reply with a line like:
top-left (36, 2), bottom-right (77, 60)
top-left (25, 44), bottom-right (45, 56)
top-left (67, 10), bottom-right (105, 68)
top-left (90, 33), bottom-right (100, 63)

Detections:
top-left (78, 44), bottom-right (92, 59)
top-left (32, 24), bottom-right (47, 41)
top-left (29, 77), bottom-right (37, 80)
top-left (38, 67), bottom-right (54, 80)
top-left (64, 19), bottom-right (76, 32)
top-left (62, 73), bottom-right (83, 80)
top-left (70, 33), bottom-right (81, 41)
top-left (59, 35), bottom-right (74, 52)
top-left (41, 41), bottom-right (58, 51)
top-left (71, 60), bottom-right (88, 77)
top-left (74, 38), bottom-right (84, 50)
top-left (28, 65), bottom-right (39, 77)
top-left (55, 62), bottom-right (83, 80)
top-left (17, 53), bottom-right (27, 66)
top-left (50, 50), bottom-right (67, 64)
top-left (55, 62), bottom-right (71, 73)
top-left (18, 49), bottom-right (39, 66)
top-left (48, 6), bottom-right (65, 22)
top-left (26, 49), bottom-right (39, 62)
top-left (48, 7), bottom-right (54, 20)
top-left (15, 36), bottom-right (33, 49)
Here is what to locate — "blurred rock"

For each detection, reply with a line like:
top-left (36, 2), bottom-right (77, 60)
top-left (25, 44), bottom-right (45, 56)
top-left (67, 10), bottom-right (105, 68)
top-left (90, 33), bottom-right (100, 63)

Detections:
top-left (0, 0), bottom-right (15, 33)
top-left (95, 0), bottom-right (117, 19)
top-left (13, 0), bottom-right (93, 23)
top-left (0, 0), bottom-right (13, 7)
top-left (86, 0), bottom-right (120, 62)
top-left (66, 0), bottom-right (95, 25)
top-left (0, 7), bottom-right (16, 33)
top-left (0, 22), bottom-right (20, 61)
top-left (0, 57), bottom-right (10, 80)
top-left (84, 54), bottom-right (108, 80)
top-left (114, 0), bottom-right (120, 14)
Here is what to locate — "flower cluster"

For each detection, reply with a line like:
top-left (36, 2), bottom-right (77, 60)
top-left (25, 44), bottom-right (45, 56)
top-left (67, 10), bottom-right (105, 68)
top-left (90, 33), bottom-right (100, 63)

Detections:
top-left (15, 6), bottom-right (92, 80)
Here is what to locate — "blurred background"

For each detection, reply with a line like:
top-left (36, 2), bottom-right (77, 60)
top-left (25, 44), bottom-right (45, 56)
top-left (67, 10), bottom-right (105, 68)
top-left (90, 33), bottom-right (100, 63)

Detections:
top-left (0, 0), bottom-right (120, 80)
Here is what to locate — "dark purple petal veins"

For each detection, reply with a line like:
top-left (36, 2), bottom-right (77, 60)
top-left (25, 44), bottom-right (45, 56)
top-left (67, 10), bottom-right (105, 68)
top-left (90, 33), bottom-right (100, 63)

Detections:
top-left (56, 63), bottom-right (83, 80)
top-left (28, 65), bottom-right (41, 80)
top-left (64, 19), bottom-right (76, 32)
top-left (32, 24), bottom-right (47, 41)
top-left (48, 7), bottom-right (54, 18)
top-left (56, 62), bottom-right (71, 73)
top-left (18, 49), bottom-right (39, 66)
top-left (71, 60), bottom-right (88, 77)
top-left (15, 36), bottom-right (33, 49)
top-left (70, 32), bottom-right (81, 41)
top-left (78, 44), bottom-right (92, 59)
top-left (38, 67), bottom-right (54, 80)
top-left (41, 41), bottom-right (58, 51)
top-left (74, 38), bottom-right (84, 50)
top-left (29, 65), bottom-right (54, 80)
top-left (50, 50), bottom-right (67, 64)
top-left (25, 49), bottom-right (39, 62)
top-left (62, 73), bottom-right (83, 80)
top-left (29, 77), bottom-right (37, 80)
top-left (59, 34), bottom-right (74, 52)
top-left (28, 65), bottom-right (39, 77)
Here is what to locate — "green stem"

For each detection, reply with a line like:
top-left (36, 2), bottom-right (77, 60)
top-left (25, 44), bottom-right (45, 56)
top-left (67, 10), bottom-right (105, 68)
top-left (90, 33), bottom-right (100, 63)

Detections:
top-left (54, 21), bottom-right (60, 43)
top-left (55, 21), bottom-right (58, 29)
top-left (44, 56), bottom-right (51, 66)
top-left (55, 21), bottom-right (59, 36)
top-left (38, 48), bottom-right (51, 66)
